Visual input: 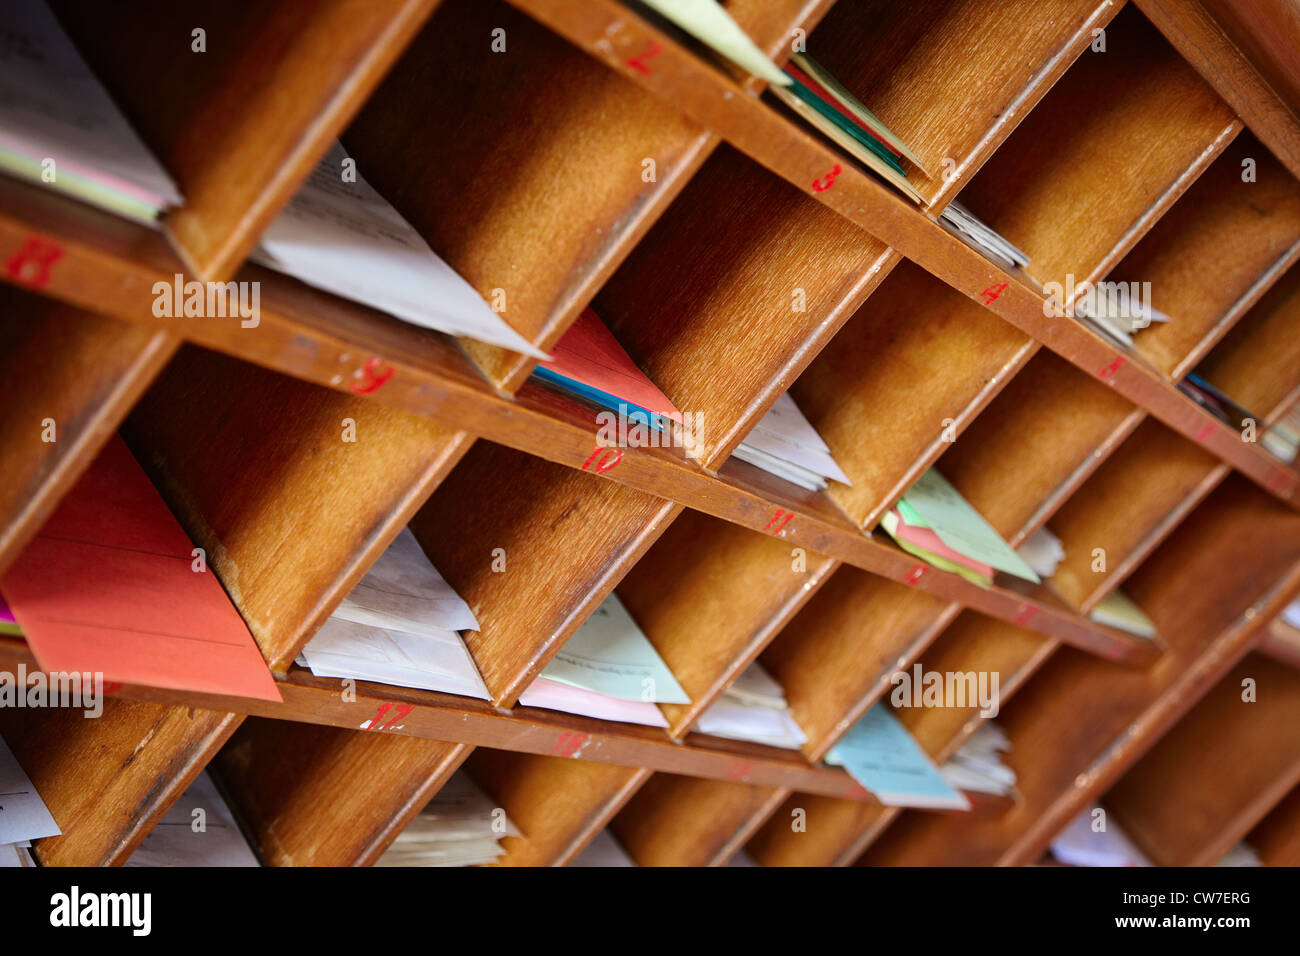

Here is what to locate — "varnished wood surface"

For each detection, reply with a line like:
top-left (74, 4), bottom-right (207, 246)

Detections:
top-left (1249, 785), bottom-right (1300, 865)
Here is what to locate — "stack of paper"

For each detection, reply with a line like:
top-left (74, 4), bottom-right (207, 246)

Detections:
top-left (1216, 843), bottom-right (1264, 867)
top-left (125, 771), bottom-right (258, 867)
top-left (517, 593), bottom-right (689, 727)
top-left (571, 828), bottom-right (637, 867)
top-left (0, 0), bottom-right (182, 222)
top-left (1077, 284), bottom-right (1169, 347)
top-left (252, 141), bottom-right (542, 357)
top-left (881, 468), bottom-right (1041, 588)
top-left (1263, 403), bottom-right (1300, 463)
top-left (0, 733), bottom-right (59, 868)
top-left (532, 306), bottom-right (681, 431)
top-left (938, 722), bottom-right (1015, 797)
top-left (694, 661), bottom-right (806, 749)
top-left (1285, 598), bottom-right (1300, 630)
top-left (727, 850), bottom-right (760, 866)
top-left (297, 528), bottom-right (490, 700)
top-left (1089, 589), bottom-right (1157, 640)
top-left (0, 434), bottom-right (281, 701)
top-left (1050, 804), bottom-right (1151, 867)
top-left (732, 392), bottom-right (851, 491)
top-left (376, 772), bottom-right (521, 867)
top-left (635, 2), bottom-right (927, 204)
top-left (940, 201), bottom-right (1030, 270)
top-left (825, 703), bottom-right (970, 810)
top-left (1017, 526), bottom-right (1066, 579)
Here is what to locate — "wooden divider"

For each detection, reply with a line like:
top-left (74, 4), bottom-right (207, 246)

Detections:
top-left (0, 287), bottom-right (176, 575)
top-left (1105, 652), bottom-right (1300, 865)
top-left (0, 699), bottom-right (239, 866)
top-left (861, 475), bottom-right (1300, 866)
top-left (1248, 785), bottom-right (1300, 865)
top-left (52, 0), bottom-right (442, 279)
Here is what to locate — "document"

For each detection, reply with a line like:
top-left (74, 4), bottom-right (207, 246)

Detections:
top-left (0, 435), bottom-right (281, 701)
top-left (733, 392), bottom-right (851, 491)
top-left (881, 506), bottom-right (994, 587)
top-left (532, 594), bottom-right (689, 705)
top-left (376, 772), bottom-right (520, 867)
top-left (571, 828), bottom-right (637, 867)
top-left (938, 722), bottom-right (1015, 796)
top-left (125, 771), bottom-right (258, 867)
top-left (1051, 805), bottom-right (1151, 867)
top-left (0, 843), bottom-right (34, 867)
top-left (825, 703), bottom-right (969, 810)
top-left (940, 202), bottom-right (1030, 270)
top-left (533, 307), bottom-right (681, 427)
top-left (333, 527), bottom-right (478, 634)
top-left (639, 0), bottom-right (791, 88)
top-left (694, 661), bottom-right (806, 749)
top-left (0, 733), bottom-right (59, 845)
top-left (899, 469), bottom-right (1041, 583)
top-left (253, 142), bottom-right (544, 357)
top-left (1017, 526), bottom-right (1066, 579)
top-left (0, 0), bottom-right (181, 221)
top-left (1089, 589), bottom-right (1156, 639)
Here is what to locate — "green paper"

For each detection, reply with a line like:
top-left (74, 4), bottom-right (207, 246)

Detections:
top-left (881, 510), bottom-right (992, 587)
top-left (783, 75), bottom-right (907, 175)
top-left (902, 469), bottom-right (1041, 583)
top-left (640, 0), bottom-right (791, 88)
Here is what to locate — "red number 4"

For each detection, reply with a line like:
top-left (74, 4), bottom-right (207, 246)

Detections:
top-left (980, 282), bottom-right (1007, 305)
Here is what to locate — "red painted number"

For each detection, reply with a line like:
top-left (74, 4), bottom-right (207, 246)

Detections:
top-left (625, 40), bottom-right (663, 76)
top-left (350, 356), bottom-right (394, 395)
top-left (361, 701), bottom-right (412, 731)
top-left (811, 163), bottom-right (842, 192)
top-left (6, 235), bottom-right (63, 288)
top-left (1098, 355), bottom-right (1126, 380)
top-left (726, 760), bottom-right (753, 781)
top-left (764, 508), bottom-right (794, 535)
top-left (903, 564), bottom-right (927, 586)
top-left (1195, 422), bottom-right (1216, 444)
top-left (844, 781), bottom-right (870, 800)
top-left (1013, 605), bottom-right (1039, 628)
top-left (979, 282), bottom-right (1007, 305)
top-left (551, 731), bottom-right (589, 758)
top-left (581, 445), bottom-right (624, 474)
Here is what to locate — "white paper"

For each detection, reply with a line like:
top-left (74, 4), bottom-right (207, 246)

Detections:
top-left (695, 698), bottom-right (807, 749)
top-left (253, 142), bottom-right (544, 357)
top-left (0, 734), bottom-right (59, 845)
top-left (125, 771), bottom-right (258, 867)
top-left (736, 392), bottom-right (851, 487)
top-left (725, 661), bottom-right (788, 710)
top-left (517, 675), bottom-right (669, 727)
top-left (376, 772), bottom-right (519, 867)
top-left (300, 616), bottom-right (491, 700)
top-left (536, 593), bottom-right (689, 704)
top-left (1216, 843), bottom-right (1264, 867)
top-left (1283, 598), bottom-right (1300, 630)
top-left (0, 843), bottom-right (34, 867)
top-left (334, 527), bottom-right (478, 634)
top-left (1051, 804), bottom-right (1151, 867)
top-left (0, 0), bottom-right (180, 218)
top-left (938, 722), bottom-right (1015, 796)
top-left (1017, 526), bottom-right (1066, 579)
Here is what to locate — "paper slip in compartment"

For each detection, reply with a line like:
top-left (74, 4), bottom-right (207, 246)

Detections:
top-left (724, 659), bottom-right (789, 710)
top-left (899, 469), bottom-right (1041, 583)
top-left (1017, 526), bottom-right (1066, 579)
top-left (298, 617), bottom-right (491, 700)
top-left (252, 142), bottom-right (543, 358)
top-left (732, 392), bottom-right (851, 490)
top-left (332, 527), bottom-right (478, 634)
top-left (881, 507), bottom-right (994, 586)
top-left (1088, 589), bottom-right (1156, 640)
top-left (694, 660), bottom-right (806, 749)
top-left (0, 435), bottom-right (281, 701)
top-left (0, 734), bottom-right (60, 845)
top-left (517, 676), bottom-right (669, 728)
top-left (533, 593), bottom-right (689, 705)
top-left (0, 0), bottom-right (181, 221)
top-left (638, 0), bottom-right (791, 88)
top-left (825, 703), bottom-right (969, 811)
top-left (533, 307), bottom-right (682, 426)
top-left (376, 772), bottom-right (520, 867)
top-left (571, 828), bottom-right (637, 867)
top-left (125, 771), bottom-right (258, 867)
top-left (1051, 804), bottom-right (1151, 867)
top-left (938, 723), bottom-right (1015, 797)
top-left (0, 843), bottom-right (35, 867)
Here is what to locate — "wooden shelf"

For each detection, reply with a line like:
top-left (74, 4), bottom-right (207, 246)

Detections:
top-left (4, 0), bottom-right (1300, 868)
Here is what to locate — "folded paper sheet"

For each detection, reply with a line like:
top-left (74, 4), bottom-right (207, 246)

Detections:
top-left (125, 771), bottom-right (258, 867)
top-left (733, 392), bottom-right (850, 491)
top-left (825, 703), bottom-right (969, 811)
top-left (253, 142), bottom-right (543, 357)
top-left (695, 661), bottom-right (806, 749)
top-left (0, 434), bottom-right (281, 701)
top-left (1051, 805), bottom-right (1151, 867)
top-left (0, 0), bottom-right (181, 221)
top-left (639, 0), bottom-right (791, 88)
top-left (0, 733), bottom-right (60, 846)
top-left (376, 772), bottom-right (520, 867)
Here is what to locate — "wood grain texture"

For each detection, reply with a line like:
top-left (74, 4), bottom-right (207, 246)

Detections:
top-left (616, 509), bottom-right (838, 736)
top-left (52, 0), bottom-right (442, 279)
top-left (214, 718), bottom-right (469, 866)
top-left (791, 259), bottom-right (1033, 527)
top-left (468, 749), bottom-right (649, 866)
top-left (1120, 133), bottom-right (1300, 378)
top-left (1107, 652), bottom-right (1300, 865)
top-left (124, 346), bottom-right (473, 673)
top-left (0, 288), bottom-right (177, 576)
top-left (0, 698), bottom-right (239, 866)
top-left (862, 476), bottom-right (1300, 865)
top-left (959, 3), bottom-right (1241, 289)
top-left (1249, 785), bottom-right (1300, 865)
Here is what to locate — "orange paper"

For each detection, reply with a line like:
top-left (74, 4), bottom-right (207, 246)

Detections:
top-left (1, 434), bottom-right (280, 700)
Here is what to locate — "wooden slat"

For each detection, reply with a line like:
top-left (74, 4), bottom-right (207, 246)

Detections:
top-left (53, 0), bottom-right (443, 279)
top-left (0, 288), bottom-right (177, 575)
top-left (1249, 785), bottom-right (1300, 865)
top-left (0, 698), bottom-right (239, 866)
top-left (1106, 652), bottom-right (1300, 865)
